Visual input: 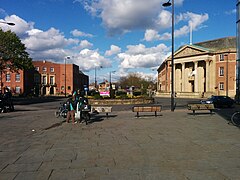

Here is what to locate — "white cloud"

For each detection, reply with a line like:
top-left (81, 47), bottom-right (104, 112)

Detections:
top-left (76, 0), bottom-right (185, 36)
top-left (73, 40), bottom-right (93, 50)
top-left (79, 0), bottom-right (183, 35)
top-left (105, 45), bottom-right (121, 56)
top-left (1, 15), bottom-right (34, 37)
top-left (72, 49), bottom-right (112, 71)
top-left (225, 9), bottom-right (236, 15)
top-left (71, 29), bottom-right (93, 37)
top-left (144, 12), bottom-right (209, 41)
top-left (155, 10), bottom-right (172, 29)
top-left (23, 28), bottom-right (70, 51)
top-left (118, 43), bottom-right (169, 69)
top-left (0, 14), bottom-right (110, 71)
top-left (144, 29), bottom-right (161, 41)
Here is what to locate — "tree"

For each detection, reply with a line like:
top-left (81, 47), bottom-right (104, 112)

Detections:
top-left (119, 73), bottom-right (156, 95)
top-left (0, 29), bottom-right (33, 73)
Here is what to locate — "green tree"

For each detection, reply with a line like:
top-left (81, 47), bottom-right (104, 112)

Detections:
top-left (0, 29), bottom-right (33, 73)
top-left (119, 73), bottom-right (156, 95)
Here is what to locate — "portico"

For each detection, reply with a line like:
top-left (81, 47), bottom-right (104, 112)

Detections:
top-left (157, 37), bottom-right (236, 98)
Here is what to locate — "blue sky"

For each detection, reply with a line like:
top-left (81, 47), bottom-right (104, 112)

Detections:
top-left (0, 0), bottom-right (236, 84)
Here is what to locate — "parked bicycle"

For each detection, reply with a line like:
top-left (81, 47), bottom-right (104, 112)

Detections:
top-left (230, 111), bottom-right (240, 127)
top-left (55, 102), bottom-right (68, 118)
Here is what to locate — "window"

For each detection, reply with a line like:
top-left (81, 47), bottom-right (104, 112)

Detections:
top-left (15, 73), bottom-right (20, 82)
top-left (219, 67), bottom-right (224, 76)
top-left (50, 67), bottom-right (54, 72)
top-left (43, 67), bottom-right (47, 72)
top-left (6, 74), bottom-right (10, 82)
top-left (42, 76), bottom-right (47, 85)
top-left (219, 82), bottom-right (224, 90)
top-left (50, 76), bottom-right (54, 85)
top-left (35, 67), bottom-right (39, 71)
top-left (68, 86), bottom-right (71, 90)
top-left (219, 54), bottom-right (224, 61)
top-left (15, 86), bottom-right (21, 94)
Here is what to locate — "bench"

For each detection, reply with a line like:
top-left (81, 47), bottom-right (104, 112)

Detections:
top-left (91, 106), bottom-right (112, 118)
top-left (132, 105), bottom-right (162, 117)
top-left (188, 103), bottom-right (215, 115)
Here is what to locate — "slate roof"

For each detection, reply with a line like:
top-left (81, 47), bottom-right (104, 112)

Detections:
top-left (194, 36), bottom-right (236, 51)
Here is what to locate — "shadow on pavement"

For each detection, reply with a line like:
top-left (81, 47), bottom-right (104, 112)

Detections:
top-left (13, 96), bottom-right (66, 105)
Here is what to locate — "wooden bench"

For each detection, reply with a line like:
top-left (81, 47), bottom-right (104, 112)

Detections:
top-left (91, 106), bottom-right (112, 118)
top-left (132, 105), bottom-right (162, 117)
top-left (188, 103), bottom-right (215, 115)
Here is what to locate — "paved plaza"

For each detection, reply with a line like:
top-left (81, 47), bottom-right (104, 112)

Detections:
top-left (0, 103), bottom-right (240, 180)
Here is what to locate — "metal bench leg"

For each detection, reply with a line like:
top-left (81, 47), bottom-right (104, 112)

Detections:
top-left (155, 111), bottom-right (157, 117)
top-left (106, 112), bottom-right (109, 118)
top-left (137, 112), bottom-right (139, 118)
top-left (193, 110), bottom-right (195, 115)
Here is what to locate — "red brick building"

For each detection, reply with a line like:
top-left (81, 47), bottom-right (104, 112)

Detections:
top-left (0, 60), bottom-right (89, 96)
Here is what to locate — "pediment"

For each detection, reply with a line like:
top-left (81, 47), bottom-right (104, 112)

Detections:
top-left (174, 45), bottom-right (210, 58)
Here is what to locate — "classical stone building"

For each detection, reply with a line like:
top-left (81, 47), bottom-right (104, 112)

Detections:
top-left (157, 37), bottom-right (236, 98)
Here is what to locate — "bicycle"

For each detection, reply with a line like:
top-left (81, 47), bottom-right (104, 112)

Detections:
top-left (230, 111), bottom-right (240, 127)
top-left (55, 102), bottom-right (68, 118)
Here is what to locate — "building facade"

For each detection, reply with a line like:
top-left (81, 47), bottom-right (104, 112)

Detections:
top-left (157, 37), bottom-right (236, 98)
top-left (237, 0), bottom-right (240, 102)
top-left (1, 60), bottom-right (89, 96)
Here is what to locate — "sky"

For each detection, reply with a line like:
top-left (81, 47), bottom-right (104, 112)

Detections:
top-left (0, 0), bottom-right (237, 84)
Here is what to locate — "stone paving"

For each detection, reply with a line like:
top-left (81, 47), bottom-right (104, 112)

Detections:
top-left (0, 107), bottom-right (240, 180)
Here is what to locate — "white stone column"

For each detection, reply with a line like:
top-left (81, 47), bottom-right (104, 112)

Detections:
top-left (181, 63), bottom-right (185, 92)
top-left (194, 61), bottom-right (198, 92)
top-left (205, 60), bottom-right (209, 92)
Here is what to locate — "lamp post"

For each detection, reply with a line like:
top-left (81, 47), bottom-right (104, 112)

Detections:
top-left (163, 0), bottom-right (175, 111)
top-left (95, 67), bottom-right (97, 89)
top-left (109, 71), bottom-right (116, 98)
top-left (64, 56), bottom-right (70, 97)
top-left (95, 66), bottom-right (103, 89)
top-left (0, 21), bottom-right (15, 93)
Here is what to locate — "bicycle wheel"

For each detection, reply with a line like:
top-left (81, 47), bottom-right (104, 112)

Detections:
top-left (231, 112), bottom-right (240, 127)
top-left (61, 109), bottom-right (68, 118)
top-left (55, 111), bottom-right (60, 118)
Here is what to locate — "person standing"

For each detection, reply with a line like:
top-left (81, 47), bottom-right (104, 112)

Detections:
top-left (66, 92), bottom-right (77, 124)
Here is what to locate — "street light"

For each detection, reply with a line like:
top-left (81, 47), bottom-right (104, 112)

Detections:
top-left (0, 21), bottom-right (15, 93)
top-left (162, 0), bottom-right (175, 112)
top-left (64, 56), bottom-right (70, 97)
top-left (109, 71), bottom-right (116, 98)
top-left (95, 66), bottom-right (102, 89)
top-left (0, 21), bottom-right (15, 26)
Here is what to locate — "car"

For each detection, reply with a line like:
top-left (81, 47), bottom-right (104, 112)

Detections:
top-left (201, 95), bottom-right (235, 108)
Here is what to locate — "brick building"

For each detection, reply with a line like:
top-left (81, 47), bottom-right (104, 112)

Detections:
top-left (0, 60), bottom-right (89, 96)
top-left (157, 37), bottom-right (236, 98)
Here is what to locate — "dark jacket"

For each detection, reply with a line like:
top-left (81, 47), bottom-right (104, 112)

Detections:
top-left (66, 97), bottom-right (77, 111)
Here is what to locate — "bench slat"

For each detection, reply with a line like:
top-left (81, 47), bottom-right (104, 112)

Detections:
top-left (187, 103), bottom-right (214, 115)
top-left (133, 106), bottom-right (161, 112)
top-left (132, 105), bottom-right (162, 117)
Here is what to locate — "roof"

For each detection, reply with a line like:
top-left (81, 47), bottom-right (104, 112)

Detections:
top-left (194, 36), bottom-right (236, 51)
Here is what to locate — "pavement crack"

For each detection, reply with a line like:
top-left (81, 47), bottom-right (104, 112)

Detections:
top-left (47, 169), bottom-right (54, 180)
top-left (0, 164), bottom-right (9, 172)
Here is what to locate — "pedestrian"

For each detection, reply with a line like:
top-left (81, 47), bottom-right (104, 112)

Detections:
top-left (66, 91), bottom-right (77, 124)
top-left (76, 90), bottom-right (88, 123)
